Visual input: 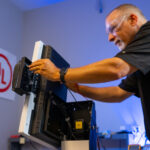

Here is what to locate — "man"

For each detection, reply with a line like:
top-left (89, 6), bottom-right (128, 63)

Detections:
top-left (29, 4), bottom-right (150, 139)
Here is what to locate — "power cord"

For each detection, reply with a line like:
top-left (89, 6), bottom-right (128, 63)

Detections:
top-left (68, 89), bottom-right (78, 102)
top-left (68, 88), bottom-right (89, 102)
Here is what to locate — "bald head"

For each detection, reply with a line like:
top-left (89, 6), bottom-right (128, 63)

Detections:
top-left (107, 4), bottom-right (147, 22)
top-left (105, 4), bottom-right (147, 50)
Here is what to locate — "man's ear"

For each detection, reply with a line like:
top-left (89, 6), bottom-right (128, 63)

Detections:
top-left (129, 14), bottom-right (138, 26)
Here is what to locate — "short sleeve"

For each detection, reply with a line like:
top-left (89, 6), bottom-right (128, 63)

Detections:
top-left (119, 72), bottom-right (140, 97)
top-left (115, 21), bottom-right (150, 75)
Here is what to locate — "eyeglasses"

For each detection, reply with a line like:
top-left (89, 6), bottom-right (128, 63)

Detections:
top-left (106, 15), bottom-right (127, 34)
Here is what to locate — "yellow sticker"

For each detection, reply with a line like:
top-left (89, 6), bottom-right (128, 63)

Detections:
top-left (75, 121), bottom-right (83, 129)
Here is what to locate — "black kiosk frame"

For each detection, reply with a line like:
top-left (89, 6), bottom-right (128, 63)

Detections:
top-left (12, 41), bottom-right (96, 150)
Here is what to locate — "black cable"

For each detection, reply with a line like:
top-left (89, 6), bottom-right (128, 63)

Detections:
top-left (68, 88), bottom-right (89, 102)
top-left (68, 89), bottom-right (78, 102)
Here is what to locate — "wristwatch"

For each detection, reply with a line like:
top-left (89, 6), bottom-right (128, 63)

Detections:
top-left (60, 68), bottom-right (68, 83)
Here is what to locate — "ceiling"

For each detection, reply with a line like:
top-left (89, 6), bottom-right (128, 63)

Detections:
top-left (10, 0), bottom-right (65, 11)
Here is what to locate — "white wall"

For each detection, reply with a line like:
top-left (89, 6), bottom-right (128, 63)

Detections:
top-left (0, 0), bottom-right (23, 150)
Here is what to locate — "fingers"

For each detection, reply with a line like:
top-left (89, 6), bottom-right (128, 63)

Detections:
top-left (34, 70), bottom-right (41, 74)
top-left (29, 66), bottom-right (41, 71)
top-left (28, 59), bottom-right (59, 81)
top-left (28, 59), bottom-right (50, 77)
top-left (28, 59), bottom-right (45, 72)
top-left (29, 59), bottom-right (42, 68)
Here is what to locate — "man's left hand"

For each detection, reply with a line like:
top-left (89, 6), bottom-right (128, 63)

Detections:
top-left (29, 59), bottom-right (60, 82)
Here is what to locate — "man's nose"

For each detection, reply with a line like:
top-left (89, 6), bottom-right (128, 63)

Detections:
top-left (108, 33), bottom-right (116, 42)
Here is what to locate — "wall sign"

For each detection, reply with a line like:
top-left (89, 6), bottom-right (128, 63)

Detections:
top-left (0, 48), bottom-right (17, 101)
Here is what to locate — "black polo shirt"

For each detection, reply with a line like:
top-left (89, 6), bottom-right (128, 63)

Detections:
top-left (115, 21), bottom-right (150, 140)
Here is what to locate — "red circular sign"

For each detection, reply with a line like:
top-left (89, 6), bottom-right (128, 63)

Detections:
top-left (0, 54), bottom-right (12, 92)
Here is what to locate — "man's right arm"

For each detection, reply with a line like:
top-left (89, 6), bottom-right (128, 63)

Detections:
top-left (67, 83), bottom-right (133, 103)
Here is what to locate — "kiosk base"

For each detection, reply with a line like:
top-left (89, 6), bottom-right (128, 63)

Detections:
top-left (61, 140), bottom-right (89, 150)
